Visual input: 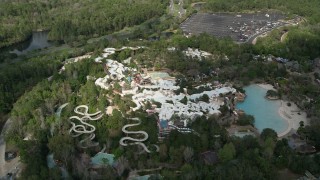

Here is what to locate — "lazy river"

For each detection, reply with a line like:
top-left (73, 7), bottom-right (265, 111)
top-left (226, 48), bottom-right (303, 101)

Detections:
top-left (236, 84), bottom-right (288, 134)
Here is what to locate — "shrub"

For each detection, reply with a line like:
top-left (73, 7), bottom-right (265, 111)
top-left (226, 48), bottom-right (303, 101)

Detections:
top-left (266, 90), bottom-right (278, 97)
top-left (180, 96), bottom-right (188, 105)
top-left (237, 114), bottom-right (255, 126)
top-left (200, 94), bottom-right (210, 103)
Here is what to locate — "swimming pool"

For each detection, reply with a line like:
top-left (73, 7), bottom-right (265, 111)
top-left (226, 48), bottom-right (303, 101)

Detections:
top-left (236, 85), bottom-right (288, 134)
top-left (148, 72), bottom-right (170, 79)
top-left (47, 154), bottom-right (56, 168)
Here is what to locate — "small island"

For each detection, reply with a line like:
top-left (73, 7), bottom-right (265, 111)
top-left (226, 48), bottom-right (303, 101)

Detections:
top-left (266, 89), bottom-right (280, 100)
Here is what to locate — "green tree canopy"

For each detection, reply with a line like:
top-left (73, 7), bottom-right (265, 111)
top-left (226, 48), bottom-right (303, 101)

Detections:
top-left (260, 128), bottom-right (278, 142)
top-left (218, 142), bottom-right (236, 162)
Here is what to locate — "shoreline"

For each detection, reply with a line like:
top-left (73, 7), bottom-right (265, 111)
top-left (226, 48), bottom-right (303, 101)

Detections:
top-left (277, 104), bottom-right (292, 137)
top-left (257, 83), bottom-right (276, 91)
top-left (256, 84), bottom-right (309, 137)
top-left (277, 100), bottom-right (309, 137)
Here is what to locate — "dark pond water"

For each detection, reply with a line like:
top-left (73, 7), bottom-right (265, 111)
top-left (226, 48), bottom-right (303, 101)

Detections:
top-left (8, 31), bottom-right (52, 55)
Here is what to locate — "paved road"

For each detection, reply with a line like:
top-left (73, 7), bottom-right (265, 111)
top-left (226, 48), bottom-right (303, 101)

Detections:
top-left (0, 136), bottom-right (6, 177)
top-left (245, 23), bottom-right (290, 44)
top-left (0, 119), bottom-right (12, 176)
top-left (0, 119), bottom-right (21, 179)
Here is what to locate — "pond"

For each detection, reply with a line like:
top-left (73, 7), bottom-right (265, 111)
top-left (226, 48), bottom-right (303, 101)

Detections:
top-left (9, 31), bottom-right (53, 55)
top-left (47, 154), bottom-right (56, 169)
top-left (236, 84), bottom-right (288, 134)
top-left (0, 31), bottom-right (53, 58)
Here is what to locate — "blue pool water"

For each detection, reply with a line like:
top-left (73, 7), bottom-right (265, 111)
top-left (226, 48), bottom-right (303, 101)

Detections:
top-left (91, 152), bottom-right (115, 166)
top-left (148, 72), bottom-right (170, 79)
top-left (236, 85), bottom-right (288, 134)
top-left (47, 154), bottom-right (56, 168)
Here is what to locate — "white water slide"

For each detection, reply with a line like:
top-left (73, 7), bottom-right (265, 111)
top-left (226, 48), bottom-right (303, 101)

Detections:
top-left (119, 118), bottom-right (159, 153)
top-left (69, 105), bottom-right (103, 148)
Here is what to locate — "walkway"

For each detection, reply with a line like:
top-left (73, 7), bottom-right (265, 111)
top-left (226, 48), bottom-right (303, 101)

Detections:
top-left (0, 119), bottom-right (21, 179)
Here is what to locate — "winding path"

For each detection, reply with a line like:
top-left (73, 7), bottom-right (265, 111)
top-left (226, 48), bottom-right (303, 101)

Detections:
top-left (246, 23), bottom-right (291, 44)
top-left (119, 118), bottom-right (159, 153)
top-left (69, 105), bottom-right (103, 148)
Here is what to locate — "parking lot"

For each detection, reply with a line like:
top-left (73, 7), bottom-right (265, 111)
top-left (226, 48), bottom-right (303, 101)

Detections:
top-left (180, 12), bottom-right (288, 43)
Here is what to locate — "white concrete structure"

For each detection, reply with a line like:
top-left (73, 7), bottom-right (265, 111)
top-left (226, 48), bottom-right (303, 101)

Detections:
top-left (131, 84), bottom-right (236, 126)
top-left (96, 58), bottom-right (237, 127)
top-left (59, 54), bottom-right (92, 74)
top-left (183, 47), bottom-right (212, 59)
top-left (66, 54), bottom-right (92, 64)
top-left (95, 59), bottom-right (137, 90)
top-left (91, 45), bottom-right (237, 133)
top-left (95, 46), bottom-right (145, 63)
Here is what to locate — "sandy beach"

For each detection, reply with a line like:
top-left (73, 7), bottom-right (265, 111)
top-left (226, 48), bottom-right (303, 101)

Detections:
top-left (277, 100), bottom-right (309, 137)
top-left (257, 83), bottom-right (276, 91)
top-left (257, 83), bottom-right (309, 137)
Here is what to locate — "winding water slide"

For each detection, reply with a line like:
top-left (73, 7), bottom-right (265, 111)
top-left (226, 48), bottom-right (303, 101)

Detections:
top-left (119, 118), bottom-right (159, 153)
top-left (55, 103), bottom-right (69, 118)
top-left (69, 116), bottom-right (96, 136)
top-left (78, 134), bottom-right (99, 149)
top-left (69, 105), bottom-right (103, 148)
top-left (51, 103), bottom-right (69, 136)
top-left (74, 105), bottom-right (103, 120)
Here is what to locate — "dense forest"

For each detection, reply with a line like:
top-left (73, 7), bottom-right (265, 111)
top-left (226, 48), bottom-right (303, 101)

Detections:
top-left (0, 58), bottom-right (60, 130)
top-left (0, 0), bottom-right (168, 47)
top-left (0, 0), bottom-right (171, 126)
top-left (253, 26), bottom-right (320, 62)
top-left (0, 58), bottom-right (60, 112)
